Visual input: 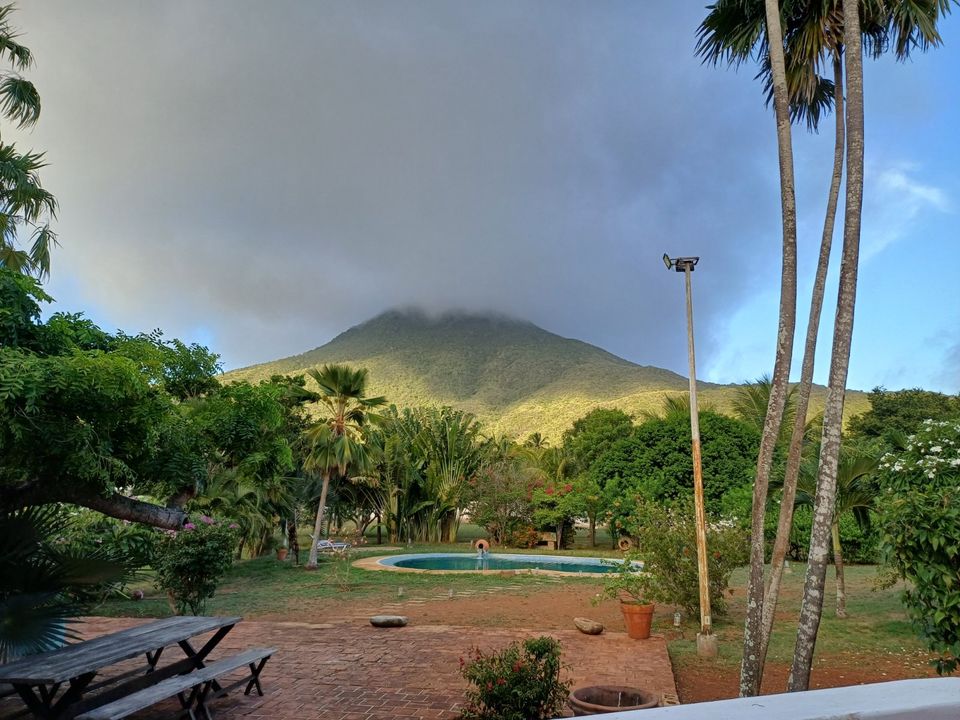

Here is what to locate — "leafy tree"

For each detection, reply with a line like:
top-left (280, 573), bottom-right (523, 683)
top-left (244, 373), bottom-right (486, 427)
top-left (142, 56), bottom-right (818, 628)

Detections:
top-left (302, 364), bottom-right (385, 568)
top-left (467, 454), bottom-right (538, 546)
top-left (596, 412), bottom-right (759, 530)
top-left (0, 5), bottom-right (57, 278)
top-left (848, 387), bottom-right (960, 442)
top-left (561, 408), bottom-right (633, 477)
top-left (0, 270), bottom-right (306, 534)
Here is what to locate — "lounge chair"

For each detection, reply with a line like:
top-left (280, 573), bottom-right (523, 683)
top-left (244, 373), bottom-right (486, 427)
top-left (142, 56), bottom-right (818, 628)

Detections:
top-left (315, 538), bottom-right (351, 551)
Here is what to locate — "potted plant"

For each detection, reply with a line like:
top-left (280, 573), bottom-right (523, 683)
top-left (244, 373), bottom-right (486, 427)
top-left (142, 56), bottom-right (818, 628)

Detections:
top-left (594, 553), bottom-right (659, 640)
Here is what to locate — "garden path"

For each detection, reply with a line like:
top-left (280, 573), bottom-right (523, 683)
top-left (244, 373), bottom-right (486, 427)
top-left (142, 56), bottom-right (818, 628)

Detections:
top-left (0, 617), bottom-right (677, 720)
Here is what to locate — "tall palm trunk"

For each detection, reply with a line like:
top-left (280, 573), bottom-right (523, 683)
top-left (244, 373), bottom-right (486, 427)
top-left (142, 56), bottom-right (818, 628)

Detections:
top-left (757, 52), bottom-right (846, 680)
top-left (306, 472), bottom-right (331, 569)
top-left (740, 0), bottom-right (799, 697)
top-left (831, 521), bottom-right (847, 618)
top-left (788, 0), bottom-right (864, 691)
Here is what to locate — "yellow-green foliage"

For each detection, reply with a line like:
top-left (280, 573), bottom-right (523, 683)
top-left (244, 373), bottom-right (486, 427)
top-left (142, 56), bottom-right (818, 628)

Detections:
top-left (223, 310), bottom-right (868, 441)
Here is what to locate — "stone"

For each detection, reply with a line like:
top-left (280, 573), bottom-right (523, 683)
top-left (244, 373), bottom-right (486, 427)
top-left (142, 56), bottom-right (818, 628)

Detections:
top-left (574, 617), bottom-right (604, 635)
top-left (369, 615), bottom-right (408, 628)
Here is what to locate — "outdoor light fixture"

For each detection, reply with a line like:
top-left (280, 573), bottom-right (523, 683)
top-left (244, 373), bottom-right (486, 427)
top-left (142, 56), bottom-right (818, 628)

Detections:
top-left (662, 251), bottom-right (716, 659)
top-left (663, 254), bottom-right (700, 272)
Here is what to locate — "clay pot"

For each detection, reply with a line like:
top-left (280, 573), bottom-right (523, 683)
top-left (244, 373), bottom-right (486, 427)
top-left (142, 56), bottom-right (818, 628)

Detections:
top-left (276, 547), bottom-right (289, 561)
top-left (619, 600), bottom-right (654, 640)
top-left (568, 685), bottom-right (659, 715)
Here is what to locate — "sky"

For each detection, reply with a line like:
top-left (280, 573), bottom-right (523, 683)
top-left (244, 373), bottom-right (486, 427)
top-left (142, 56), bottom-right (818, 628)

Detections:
top-left (10, 1), bottom-right (960, 393)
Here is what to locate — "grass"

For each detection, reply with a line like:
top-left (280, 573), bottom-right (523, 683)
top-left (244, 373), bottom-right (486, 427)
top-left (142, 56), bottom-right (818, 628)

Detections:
top-left (666, 564), bottom-right (929, 674)
top-left (95, 536), bottom-right (611, 620)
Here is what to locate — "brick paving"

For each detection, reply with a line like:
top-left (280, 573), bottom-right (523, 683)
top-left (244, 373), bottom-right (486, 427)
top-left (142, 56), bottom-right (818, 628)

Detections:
top-left (1, 617), bottom-right (677, 720)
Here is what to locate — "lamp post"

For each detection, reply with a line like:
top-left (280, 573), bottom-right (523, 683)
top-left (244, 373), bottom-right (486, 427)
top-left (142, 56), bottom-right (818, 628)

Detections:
top-left (662, 253), bottom-right (717, 659)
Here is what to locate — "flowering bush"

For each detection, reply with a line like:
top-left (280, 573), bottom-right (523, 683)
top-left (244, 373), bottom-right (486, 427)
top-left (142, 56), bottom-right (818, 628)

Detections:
top-left (459, 637), bottom-right (570, 720)
top-left (624, 500), bottom-right (748, 616)
top-left (878, 419), bottom-right (960, 674)
top-left (154, 518), bottom-right (237, 615)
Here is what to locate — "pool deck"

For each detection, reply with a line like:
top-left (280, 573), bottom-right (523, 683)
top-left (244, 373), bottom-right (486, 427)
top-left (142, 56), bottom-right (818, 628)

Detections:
top-left (0, 617), bottom-right (679, 720)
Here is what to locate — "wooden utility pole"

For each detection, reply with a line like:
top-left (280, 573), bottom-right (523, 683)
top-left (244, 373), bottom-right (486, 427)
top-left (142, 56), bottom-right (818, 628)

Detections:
top-left (665, 254), bottom-right (717, 658)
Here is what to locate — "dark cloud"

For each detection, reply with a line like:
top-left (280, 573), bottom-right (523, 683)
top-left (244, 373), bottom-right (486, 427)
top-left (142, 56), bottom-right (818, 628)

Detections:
top-left (12, 2), bottom-right (953, 389)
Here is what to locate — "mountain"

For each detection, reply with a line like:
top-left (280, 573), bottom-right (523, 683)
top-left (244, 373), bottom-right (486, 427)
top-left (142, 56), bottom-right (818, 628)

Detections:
top-left (223, 309), bottom-right (868, 440)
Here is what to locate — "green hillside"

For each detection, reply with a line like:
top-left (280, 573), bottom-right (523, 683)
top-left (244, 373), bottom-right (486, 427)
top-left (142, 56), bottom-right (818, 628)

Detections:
top-left (223, 309), bottom-right (869, 440)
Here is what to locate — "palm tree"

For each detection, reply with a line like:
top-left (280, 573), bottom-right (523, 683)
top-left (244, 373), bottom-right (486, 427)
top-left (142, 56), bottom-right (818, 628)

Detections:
top-left (0, 5), bottom-right (56, 278)
top-left (789, 0), bottom-right (955, 691)
top-left (731, 375), bottom-right (798, 446)
top-left (698, 0), bottom-right (955, 693)
top-left (302, 364), bottom-right (385, 569)
top-left (792, 449), bottom-right (877, 618)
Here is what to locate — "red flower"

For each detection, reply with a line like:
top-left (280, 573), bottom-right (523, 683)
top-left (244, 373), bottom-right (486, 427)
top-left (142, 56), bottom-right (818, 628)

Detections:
top-left (486, 681), bottom-right (494, 691)
top-left (512, 661), bottom-right (522, 673)
top-left (459, 657), bottom-right (465, 667)
top-left (563, 483), bottom-right (573, 493)
top-left (545, 487), bottom-right (555, 496)
top-left (497, 678), bottom-right (506, 686)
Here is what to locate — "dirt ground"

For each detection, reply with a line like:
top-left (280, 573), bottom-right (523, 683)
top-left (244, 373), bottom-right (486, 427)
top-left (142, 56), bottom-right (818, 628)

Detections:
top-left (247, 583), bottom-right (938, 704)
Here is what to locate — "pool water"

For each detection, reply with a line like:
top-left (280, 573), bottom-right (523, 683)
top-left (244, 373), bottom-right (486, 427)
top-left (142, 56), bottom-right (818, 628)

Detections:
top-left (378, 552), bottom-right (622, 574)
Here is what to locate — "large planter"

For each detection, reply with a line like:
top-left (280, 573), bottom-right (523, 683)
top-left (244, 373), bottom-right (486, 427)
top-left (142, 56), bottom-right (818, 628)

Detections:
top-left (620, 600), bottom-right (655, 640)
top-left (568, 685), bottom-right (659, 715)
top-left (276, 547), bottom-right (289, 561)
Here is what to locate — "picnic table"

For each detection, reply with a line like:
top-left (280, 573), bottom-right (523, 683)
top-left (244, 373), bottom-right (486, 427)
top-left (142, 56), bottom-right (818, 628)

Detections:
top-left (0, 616), bottom-right (241, 719)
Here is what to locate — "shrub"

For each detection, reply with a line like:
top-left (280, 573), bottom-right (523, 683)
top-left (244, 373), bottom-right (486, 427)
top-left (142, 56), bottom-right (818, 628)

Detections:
top-left (625, 500), bottom-right (748, 617)
top-left (459, 636), bottom-right (570, 720)
top-left (61, 507), bottom-right (162, 569)
top-left (155, 518), bottom-right (238, 615)
top-left (594, 552), bottom-right (661, 605)
top-left (878, 419), bottom-right (960, 674)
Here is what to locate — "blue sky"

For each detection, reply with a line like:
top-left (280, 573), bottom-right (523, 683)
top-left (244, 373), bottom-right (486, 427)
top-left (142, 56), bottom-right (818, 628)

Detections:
top-left (11, 2), bottom-right (959, 394)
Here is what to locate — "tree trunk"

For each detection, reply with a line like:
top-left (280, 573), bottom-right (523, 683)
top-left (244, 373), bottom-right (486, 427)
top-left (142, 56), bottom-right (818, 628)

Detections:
top-left (832, 521), bottom-right (847, 618)
top-left (306, 472), bottom-right (331, 569)
top-left (740, 0), bottom-right (799, 697)
top-left (757, 51), bottom-right (846, 682)
top-left (788, 0), bottom-right (864, 691)
top-left (288, 511), bottom-right (300, 566)
top-left (589, 515), bottom-right (596, 548)
top-left (376, 511), bottom-right (382, 544)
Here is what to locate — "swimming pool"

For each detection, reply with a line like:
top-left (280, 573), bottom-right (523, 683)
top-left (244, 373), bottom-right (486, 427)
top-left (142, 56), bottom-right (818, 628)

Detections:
top-left (370, 552), bottom-right (627, 575)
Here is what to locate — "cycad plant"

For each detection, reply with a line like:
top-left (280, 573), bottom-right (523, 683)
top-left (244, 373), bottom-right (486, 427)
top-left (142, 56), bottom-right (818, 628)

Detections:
top-left (0, 506), bottom-right (135, 662)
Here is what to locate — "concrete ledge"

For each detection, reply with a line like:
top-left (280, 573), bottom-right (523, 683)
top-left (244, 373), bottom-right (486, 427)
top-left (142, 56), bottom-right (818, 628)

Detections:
top-left (579, 678), bottom-right (960, 720)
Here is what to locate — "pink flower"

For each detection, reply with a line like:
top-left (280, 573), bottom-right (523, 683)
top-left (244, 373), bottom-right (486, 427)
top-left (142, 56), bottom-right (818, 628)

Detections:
top-left (228, 523), bottom-right (239, 529)
top-left (200, 515), bottom-right (215, 525)
top-left (184, 522), bottom-right (196, 530)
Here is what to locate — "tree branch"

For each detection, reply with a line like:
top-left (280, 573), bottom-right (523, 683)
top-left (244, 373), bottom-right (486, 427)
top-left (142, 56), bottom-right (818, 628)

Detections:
top-left (1, 481), bottom-right (187, 530)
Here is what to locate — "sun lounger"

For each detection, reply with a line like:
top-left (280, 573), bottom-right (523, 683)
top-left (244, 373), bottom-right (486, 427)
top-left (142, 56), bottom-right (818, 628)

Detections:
top-left (315, 539), bottom-right (351, 551)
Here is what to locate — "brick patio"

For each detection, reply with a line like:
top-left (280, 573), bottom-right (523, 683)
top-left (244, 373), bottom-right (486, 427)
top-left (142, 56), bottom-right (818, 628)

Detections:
top-left (1, 617), bottom-right (677, 720)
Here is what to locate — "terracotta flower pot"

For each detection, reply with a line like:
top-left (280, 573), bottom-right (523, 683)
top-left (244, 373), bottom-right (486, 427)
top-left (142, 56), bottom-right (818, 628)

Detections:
top-left (276, 547), bottom-right (289, 561)
top-left (568, 685), bottom-right (659, 715)
top-left (619, 600), bottom-right (654, 640)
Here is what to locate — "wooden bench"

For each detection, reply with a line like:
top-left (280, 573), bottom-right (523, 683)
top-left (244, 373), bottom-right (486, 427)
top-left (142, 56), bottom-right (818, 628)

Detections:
top-left (75, 647), bottom-right (276, 720)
